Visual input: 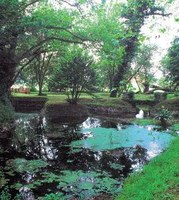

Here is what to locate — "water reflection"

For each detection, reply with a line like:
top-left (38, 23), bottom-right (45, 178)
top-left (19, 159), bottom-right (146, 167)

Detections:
top-left (0, 114), bottom-right (174, 200)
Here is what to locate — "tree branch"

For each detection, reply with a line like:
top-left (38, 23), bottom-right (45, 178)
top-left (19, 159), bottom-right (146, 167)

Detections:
top-left (60, 0), bottom-right (83, 15)
top-left (12, 53), bottom-right (39, 84)
top-left (43, 25), bottom-right (88, 41)
top-left (19, 36), bottom-right (84, 61)
top-left (145, 12), bottom-right (172, 17)
top-left (20, 0), bottom-right (40, 12)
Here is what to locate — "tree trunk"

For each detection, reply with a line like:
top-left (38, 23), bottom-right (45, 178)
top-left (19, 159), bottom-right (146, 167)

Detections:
top-left (143, 83), bottom-right (149, 93)
top-left (38, 82), bottom-right (43, 96)
top-left (0, 49), bottom-right (17, 110)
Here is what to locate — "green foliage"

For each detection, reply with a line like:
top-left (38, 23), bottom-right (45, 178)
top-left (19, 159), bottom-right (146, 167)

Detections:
top-left (155, 107), bottom-right (172, 127)
top-left (116, 136), bottom-right (179, 200)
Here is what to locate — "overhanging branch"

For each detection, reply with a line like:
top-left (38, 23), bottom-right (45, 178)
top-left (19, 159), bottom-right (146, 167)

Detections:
top-left (19, 36), bottom-right (84, 61)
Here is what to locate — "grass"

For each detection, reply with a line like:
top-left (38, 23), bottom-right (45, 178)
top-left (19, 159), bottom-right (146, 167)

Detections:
top-left (12, 92), bottom-right (122, 107)
top-left (167, 92), bottom-right (179, 100)
top-left (115, 136), bottom-right (179, 200)
top-left (12, 91), bottom-right (179, 103)
top-left (173, 124), bottom-right (179, 131)
top-left (132, 118), bottom-right (156, 126)
top-left (135, 93), bottom-right (154, 101)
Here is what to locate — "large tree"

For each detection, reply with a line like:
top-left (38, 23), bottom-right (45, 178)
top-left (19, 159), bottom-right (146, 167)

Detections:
top-left (110, 0), bottom-right (170, 96)
top-left (0, 0), bottom-right (87, 108)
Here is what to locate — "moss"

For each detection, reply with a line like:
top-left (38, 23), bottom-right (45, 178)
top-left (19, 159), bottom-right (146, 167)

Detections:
top-left (116, 136), bottom-right (179, 200)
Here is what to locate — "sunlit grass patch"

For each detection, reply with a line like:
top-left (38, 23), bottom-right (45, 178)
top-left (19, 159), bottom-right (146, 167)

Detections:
top-left (135, 93), bottom-right (154, 101)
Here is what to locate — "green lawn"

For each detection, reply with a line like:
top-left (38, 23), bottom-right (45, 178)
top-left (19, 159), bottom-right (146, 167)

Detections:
top-left (12, 92), bottom-right (134, 109)
top-left (116, 136), bottom-right (179, 200)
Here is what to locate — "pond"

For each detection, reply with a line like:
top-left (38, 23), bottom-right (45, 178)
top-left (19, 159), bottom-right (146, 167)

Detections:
top-left (0, 113), bottom-right (174, 200)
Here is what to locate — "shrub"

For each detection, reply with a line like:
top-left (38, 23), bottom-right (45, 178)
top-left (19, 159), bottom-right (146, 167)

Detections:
top-left (155, 106), bottom-right (172, 128)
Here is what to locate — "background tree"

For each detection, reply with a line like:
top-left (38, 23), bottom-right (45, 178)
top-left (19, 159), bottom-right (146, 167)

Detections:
top-left (49, 49), bottom-right (96, 104)
top-left (82, 2), bottom-right (126, 92)
top-left (161, 38), bottom-right (179, 91)
top-left (27, 51), bottom-right (54, 95)
top-left (110, 0), bottom-right (170, 96)
top-left (131, 44), bottom-right (157, 93)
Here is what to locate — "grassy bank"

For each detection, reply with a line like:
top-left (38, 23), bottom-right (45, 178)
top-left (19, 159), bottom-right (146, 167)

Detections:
top-left (116, 136), bottom-right (179, 200)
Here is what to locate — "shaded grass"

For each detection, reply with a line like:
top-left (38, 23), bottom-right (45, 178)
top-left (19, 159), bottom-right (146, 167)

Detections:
top-left (116, 136), bottom-right (179, 200)
top-left (167, 93), bottom-right (179, 99)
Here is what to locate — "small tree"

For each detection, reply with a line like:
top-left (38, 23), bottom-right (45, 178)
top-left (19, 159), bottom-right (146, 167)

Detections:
top-left (50, 54), bottom-right (96, 104)
top-left (27, 51), bottom-right (54, 95)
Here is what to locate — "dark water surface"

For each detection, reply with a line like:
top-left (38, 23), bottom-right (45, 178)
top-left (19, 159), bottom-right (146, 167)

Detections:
top-left (0, 113), bottom-right (174, 200)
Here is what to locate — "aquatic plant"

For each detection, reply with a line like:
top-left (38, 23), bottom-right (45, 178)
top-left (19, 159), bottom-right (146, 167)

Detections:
top-left (38, 192), bottom-right (65, 200)
top-left (5, 158), bottom-right (48, 173)
top-left (41, 170), bottom-right (121, 199)
top-left (155, 107), bottom-right (172, 128)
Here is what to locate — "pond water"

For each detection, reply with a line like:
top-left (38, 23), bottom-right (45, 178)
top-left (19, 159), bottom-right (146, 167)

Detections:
top-left (0, 113), bottom-right (174, 200)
